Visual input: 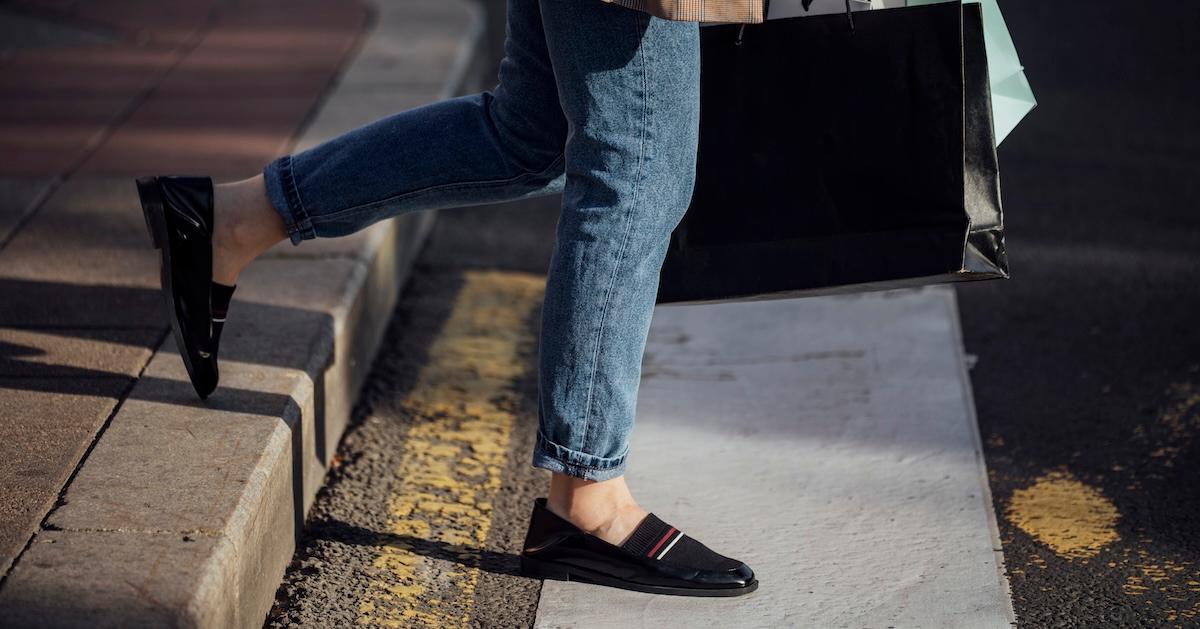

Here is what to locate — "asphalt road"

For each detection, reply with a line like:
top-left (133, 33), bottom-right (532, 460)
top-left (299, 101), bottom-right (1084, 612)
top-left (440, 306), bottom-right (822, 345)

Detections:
top-left (955, 1), bottom-right (1200, 626)
top-left (264, 198), bottom-right (561, 628)
top-left (265, 1), bottom-right (1200, 627)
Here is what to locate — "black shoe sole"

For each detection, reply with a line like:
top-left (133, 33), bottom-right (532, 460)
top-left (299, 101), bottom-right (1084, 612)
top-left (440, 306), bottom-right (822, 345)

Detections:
top-left (136, 176), bottom-right (215, 400)
top-left (520, 555), bottom-right (759, 598)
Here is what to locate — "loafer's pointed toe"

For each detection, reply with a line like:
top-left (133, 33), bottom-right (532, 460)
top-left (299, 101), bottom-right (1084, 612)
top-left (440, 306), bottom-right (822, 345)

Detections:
top-left (734, 562), bottom-right (755, 585)
top-left (686, 561), bottom-right (756, 588)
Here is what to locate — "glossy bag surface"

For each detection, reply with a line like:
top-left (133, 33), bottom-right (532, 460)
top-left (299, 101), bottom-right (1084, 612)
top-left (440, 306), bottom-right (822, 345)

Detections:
top-left (909, 0), bottom-right (1036, 144)
top-left (657, 2), bottom-right (1006, 304)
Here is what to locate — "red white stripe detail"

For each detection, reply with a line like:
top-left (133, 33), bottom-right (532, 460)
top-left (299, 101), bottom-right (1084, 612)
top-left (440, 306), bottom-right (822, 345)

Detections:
top-left (656, 531), bottom-right (683, 560)
top-left (646, 527), bottom-right (677, 558)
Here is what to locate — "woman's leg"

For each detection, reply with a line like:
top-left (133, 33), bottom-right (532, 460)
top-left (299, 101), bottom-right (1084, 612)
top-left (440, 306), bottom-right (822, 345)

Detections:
top-left (209, 0), bottom-right (569, 284)
top-left (208, 0), bottom-right (702, 552)
top-left (532, 1), bottom-right (701, 543)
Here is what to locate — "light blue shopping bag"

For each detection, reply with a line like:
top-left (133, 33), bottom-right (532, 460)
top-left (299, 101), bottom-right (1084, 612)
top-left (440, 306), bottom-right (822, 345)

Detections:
top-left (907, 0), bottom-right (1036, 144)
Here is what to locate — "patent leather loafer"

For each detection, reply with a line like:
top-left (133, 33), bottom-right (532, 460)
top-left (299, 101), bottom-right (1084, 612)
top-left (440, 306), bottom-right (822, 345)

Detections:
top-left (520, 497), bottom-right (758, 597)
top-left (136, 175), bottom-right (219, 399)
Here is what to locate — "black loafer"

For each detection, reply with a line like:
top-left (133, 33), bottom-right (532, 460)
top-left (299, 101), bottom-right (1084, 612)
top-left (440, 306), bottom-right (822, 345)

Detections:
top-left (136, 175), bottom-right (219, 399)
top-left (520, 497), bottom-right (758, 597)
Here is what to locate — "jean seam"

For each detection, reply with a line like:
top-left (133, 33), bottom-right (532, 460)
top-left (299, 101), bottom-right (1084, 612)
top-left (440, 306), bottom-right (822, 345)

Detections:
top-left (279, 155), bottom-right (314, 239)
top-left (577, 11), bottom-right (650, 454)
top-left (309, 152), bottom-right (566, 228)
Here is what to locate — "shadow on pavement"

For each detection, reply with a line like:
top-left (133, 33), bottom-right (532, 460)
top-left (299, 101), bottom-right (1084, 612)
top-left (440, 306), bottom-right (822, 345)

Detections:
top-left (306, 517), bottom-right (524, 579)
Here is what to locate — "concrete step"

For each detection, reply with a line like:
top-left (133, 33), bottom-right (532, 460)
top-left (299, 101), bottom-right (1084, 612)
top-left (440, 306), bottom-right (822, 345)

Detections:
top-left (0, 2), bottom-right (483, 627)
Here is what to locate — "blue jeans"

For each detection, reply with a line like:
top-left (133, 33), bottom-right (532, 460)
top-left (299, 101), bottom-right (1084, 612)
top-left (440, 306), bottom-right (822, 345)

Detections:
top-left (262, 0), bottom-right (700, 481)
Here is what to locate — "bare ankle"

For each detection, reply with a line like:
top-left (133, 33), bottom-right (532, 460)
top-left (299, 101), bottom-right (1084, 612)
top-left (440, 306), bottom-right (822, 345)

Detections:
top-left (212, 175), bottom-right (284, 285)
top-left (546, 474), bottom-right (648, 545)
top-left (210, 207), bottom-right (247, 285)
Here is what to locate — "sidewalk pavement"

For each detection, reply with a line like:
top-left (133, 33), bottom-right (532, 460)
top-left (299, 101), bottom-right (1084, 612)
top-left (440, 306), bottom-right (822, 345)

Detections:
top-left (0, 0), bottom-right (481, 626)
top-left (535, 287), bottom-right (1016, 627)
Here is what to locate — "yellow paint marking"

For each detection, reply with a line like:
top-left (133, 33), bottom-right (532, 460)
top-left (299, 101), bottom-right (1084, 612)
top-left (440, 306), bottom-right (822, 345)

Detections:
top-left (1121, 549), bottom-right (1200, 622)
top-left (355, 270), bottom-right (543, 628)
top-left (1005, 470), bottom-right (1120, 559)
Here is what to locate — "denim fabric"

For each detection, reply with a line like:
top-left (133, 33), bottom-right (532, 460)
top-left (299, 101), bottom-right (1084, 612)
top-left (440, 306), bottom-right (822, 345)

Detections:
top-left (262, 0), bottom-right (700, 481)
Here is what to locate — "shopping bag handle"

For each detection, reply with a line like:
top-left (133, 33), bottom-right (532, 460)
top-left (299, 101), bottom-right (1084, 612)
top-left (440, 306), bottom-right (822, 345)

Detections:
top-left (740, 0), bottom-right (855, 45)
top-left (804, 0), bottom-right (856, 31)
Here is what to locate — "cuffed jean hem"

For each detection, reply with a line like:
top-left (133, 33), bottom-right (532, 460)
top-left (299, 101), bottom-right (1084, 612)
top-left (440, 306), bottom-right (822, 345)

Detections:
top-left (531, 431), bottom-right (628, 482)
top-left (262, 154), bottom-right (316, 246)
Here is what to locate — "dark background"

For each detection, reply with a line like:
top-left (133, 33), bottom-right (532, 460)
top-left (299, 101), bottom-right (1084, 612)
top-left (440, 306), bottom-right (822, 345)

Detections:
top-left (954, 2), bottom-right (1200, 626)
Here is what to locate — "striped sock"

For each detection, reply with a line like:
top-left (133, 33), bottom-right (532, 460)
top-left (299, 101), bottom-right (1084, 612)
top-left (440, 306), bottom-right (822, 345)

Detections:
top-left (620, 513), bottom-right (741, 570)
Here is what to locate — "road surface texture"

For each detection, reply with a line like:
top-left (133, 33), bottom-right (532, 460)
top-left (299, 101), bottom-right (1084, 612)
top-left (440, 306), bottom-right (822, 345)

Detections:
top-left (264, 196), bottom-right (560, 628)
top-left (956, 1), bottom-right (1200, 627)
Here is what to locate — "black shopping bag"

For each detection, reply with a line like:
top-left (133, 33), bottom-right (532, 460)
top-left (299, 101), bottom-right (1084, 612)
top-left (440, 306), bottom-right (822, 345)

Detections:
top-left (657, 2), bottom-right (1006, 304)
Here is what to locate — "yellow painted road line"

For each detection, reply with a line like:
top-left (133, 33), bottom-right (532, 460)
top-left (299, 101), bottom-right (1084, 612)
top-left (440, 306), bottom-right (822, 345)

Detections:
top-left (356, 270), bottom-right (543, 628)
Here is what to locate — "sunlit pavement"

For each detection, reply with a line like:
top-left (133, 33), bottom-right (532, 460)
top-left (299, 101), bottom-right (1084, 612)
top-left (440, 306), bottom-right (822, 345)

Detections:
top-left (535, 288), bottom-right (1011, 627)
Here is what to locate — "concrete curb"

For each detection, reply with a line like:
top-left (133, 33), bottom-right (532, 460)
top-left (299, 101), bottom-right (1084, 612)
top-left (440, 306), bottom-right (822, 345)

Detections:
top-left (0, 2), bottom-right (484, 627)
top-left (946, 289), bottom-right (1019, 627)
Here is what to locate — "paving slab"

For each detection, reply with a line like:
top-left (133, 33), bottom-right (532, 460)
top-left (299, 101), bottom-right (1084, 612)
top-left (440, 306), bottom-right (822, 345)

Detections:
top-left (44, 350), bottom-right (306, 536)
top-left (534, 287), bottom-right (1014, 628)
top-left (0, 530), bottom-right (235, 629)
top-left (47, 257), bottom-right (359, 527)
top-left (337, 28), bottom-right (467, 93)
top-left (267, 0), bottom-right (473, 279)
top-left (0, 326), bottom-right (159, 575)
top-left (0, 327), bottom-right (159, 378)
top-left (0, 46), bottom-right (177, 97)
top-left (200, 9), bottom-right (367, 54)
top-left (69, 2), bottom-right (367, 178)
top-left (0, 1), bottom-right (481, 627)
top-left (9, 253), bottom-right (412, 625)
top-left (152, 11), bottom-right (365, 98)
top-left (0, 379), bottom-right (129, 576)
top-left (0, 95), bottom-right (135, 176)
top-left (0, 177), bottom-right (55, 247)
top-left (0, 6), bottom-right (117, 50)
top-left (0, 38), bottom-right (177, 176)
top-left (14, 261), bottom-right (356, 627)
top-left (0, 177), bottom-right (162, 327)
top-left (40, 345), bottom-right (301, 624)
top-left (10, 0), bottom-right (216, 47)
top-left (0, 43), bottom-right (178, 176)
top-left (75, 93), bottom-right (322, 178)
top-left (270, 1), bottom-right (474, 186)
